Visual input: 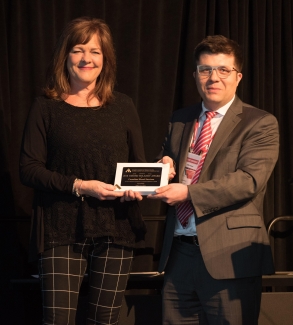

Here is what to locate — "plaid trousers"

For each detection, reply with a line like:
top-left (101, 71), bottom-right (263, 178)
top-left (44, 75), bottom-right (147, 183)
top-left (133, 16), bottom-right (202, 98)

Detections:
top-left (38, 237), bottom-right (133, 325)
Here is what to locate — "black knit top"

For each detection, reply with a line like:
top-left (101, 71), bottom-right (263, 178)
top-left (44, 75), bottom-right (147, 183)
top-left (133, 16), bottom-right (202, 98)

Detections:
top-left (20, 92), bottom-right (146, 261)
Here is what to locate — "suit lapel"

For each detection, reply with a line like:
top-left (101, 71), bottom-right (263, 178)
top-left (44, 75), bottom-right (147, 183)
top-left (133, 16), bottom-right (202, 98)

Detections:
top-left (199, 96), bottom-right (243, 178)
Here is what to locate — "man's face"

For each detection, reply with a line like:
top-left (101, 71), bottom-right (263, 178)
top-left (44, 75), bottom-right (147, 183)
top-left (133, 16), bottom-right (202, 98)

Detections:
top-left (194, 53), bottom-right (242, 111)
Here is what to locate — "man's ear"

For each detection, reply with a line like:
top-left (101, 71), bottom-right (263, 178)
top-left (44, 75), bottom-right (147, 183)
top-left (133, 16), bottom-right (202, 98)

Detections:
top-left (236, 72), bottom-right (243, 85)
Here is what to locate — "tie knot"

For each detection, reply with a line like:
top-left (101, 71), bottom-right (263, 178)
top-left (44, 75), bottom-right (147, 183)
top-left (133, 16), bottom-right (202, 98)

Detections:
top-left (205, 111), bottom-right (217, 120)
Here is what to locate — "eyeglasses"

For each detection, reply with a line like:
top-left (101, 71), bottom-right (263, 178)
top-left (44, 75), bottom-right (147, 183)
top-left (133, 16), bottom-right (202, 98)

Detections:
top-left (197, 65), bottom-right (239, 79)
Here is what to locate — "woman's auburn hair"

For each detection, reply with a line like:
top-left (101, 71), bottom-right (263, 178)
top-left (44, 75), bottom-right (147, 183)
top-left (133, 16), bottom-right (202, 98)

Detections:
top-left (44, 17), bottom-right (116, 106)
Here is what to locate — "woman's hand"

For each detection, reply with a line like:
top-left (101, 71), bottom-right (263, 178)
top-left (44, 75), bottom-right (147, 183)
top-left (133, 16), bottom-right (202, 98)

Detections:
top-left (79, 180), bottom-right (124, 200)
top-left (120, 190), bottom-right (143, 202)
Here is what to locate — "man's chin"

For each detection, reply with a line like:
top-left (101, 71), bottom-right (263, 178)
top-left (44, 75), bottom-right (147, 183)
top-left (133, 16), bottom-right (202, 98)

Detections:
top-left (202, 97), bottom-right (222, 110)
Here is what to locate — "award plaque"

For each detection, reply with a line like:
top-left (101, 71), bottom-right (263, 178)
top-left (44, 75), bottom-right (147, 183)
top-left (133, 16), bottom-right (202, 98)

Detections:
top-left (114, 163), bottom-right (170, 195)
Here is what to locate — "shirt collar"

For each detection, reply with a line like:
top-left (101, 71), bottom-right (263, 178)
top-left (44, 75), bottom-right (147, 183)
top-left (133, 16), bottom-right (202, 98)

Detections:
top-left (200, 95), bottom-right (235, 118)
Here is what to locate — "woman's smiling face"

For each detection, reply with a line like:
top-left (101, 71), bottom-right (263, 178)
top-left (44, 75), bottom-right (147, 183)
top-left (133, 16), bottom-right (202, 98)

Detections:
top-left (67, 33), bottom-right (103, 90)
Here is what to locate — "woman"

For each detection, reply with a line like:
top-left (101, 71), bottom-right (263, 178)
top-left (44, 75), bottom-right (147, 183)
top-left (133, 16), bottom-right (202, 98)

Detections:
top-left (20, 17), bottom-right (146, 325)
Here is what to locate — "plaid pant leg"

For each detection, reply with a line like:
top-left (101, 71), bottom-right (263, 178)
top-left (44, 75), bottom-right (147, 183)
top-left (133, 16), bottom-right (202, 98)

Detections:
top-left (38, 244), bottom-right (88, 325)
top-left (86, 240), bottom-right (133, 325)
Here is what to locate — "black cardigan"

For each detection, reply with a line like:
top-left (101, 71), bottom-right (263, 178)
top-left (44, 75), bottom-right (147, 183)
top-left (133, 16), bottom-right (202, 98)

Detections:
top-left (20, 92), bottom-right (146, 261)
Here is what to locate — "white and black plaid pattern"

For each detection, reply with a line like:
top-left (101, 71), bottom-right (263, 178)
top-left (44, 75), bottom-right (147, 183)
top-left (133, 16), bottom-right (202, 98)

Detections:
top-left (38, 238), bottom-right (133, 325)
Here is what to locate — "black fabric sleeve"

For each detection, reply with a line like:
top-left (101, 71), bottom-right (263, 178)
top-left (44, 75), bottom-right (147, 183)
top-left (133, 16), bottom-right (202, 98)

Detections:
top-left (19, 97), bottom-right (76, 193)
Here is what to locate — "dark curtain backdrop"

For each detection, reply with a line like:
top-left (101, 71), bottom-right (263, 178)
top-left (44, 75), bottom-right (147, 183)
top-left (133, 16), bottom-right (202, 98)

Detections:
top-left (1, 0), bottom-right (293, 322)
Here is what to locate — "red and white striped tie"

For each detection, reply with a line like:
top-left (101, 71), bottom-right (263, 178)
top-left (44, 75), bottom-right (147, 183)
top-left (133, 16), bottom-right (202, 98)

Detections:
top-left (177, 111), bottom-right (217, 227)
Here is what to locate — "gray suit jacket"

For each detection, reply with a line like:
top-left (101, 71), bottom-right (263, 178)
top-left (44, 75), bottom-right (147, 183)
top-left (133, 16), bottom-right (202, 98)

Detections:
top-left (158, 96), bottom-right (279, 279)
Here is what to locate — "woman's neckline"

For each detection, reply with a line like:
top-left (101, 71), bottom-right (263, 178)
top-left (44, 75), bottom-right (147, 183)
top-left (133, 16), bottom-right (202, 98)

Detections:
top-left (63, 100), bottom-right (101, 110)
top-left (63, 92), bottom-right (101, 109)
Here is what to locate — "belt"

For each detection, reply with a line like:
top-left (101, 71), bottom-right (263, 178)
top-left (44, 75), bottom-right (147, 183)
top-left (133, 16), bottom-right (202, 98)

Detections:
top-left (175, 235), bottom-right (199, 246)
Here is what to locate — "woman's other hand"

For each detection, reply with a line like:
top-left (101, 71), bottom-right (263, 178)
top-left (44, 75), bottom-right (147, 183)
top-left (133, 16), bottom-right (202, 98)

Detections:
top-left (79, 180), bottom-right (124, 200)
top-left (120, 190), bottom-right (143, 202)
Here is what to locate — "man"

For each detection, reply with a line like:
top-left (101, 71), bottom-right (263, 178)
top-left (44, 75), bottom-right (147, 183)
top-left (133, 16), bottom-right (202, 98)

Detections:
top-left (148, 35), bottom-right (279, 324)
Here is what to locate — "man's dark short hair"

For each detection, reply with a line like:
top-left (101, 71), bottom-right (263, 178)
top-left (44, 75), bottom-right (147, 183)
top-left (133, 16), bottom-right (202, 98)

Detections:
top-left (193, 35), bottom-right (243, 72)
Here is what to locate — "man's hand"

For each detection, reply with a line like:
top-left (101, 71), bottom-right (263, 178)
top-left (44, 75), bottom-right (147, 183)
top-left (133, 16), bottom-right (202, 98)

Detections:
top-left (158, 156), bottom-right (176, 181)
top-left (147, 183), bottom-right (190, 206)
